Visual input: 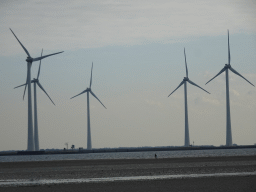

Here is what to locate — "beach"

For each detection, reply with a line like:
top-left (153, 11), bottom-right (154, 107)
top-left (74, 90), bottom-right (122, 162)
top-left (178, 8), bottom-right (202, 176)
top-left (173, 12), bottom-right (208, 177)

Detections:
top-left (0, 155), bottom-right (256, 191)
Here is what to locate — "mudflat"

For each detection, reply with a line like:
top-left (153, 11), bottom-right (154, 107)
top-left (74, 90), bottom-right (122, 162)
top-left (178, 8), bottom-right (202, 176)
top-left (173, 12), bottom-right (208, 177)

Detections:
top-left (0, 155), bottom-right (256, 191)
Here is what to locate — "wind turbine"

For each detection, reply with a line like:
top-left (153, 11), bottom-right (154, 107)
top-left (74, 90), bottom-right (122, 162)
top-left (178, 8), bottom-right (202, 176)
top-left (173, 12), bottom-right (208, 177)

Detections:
top-left (205, 30), bottom-right (255, 146)
top-left (70, 63), bottom-right (106, 150)
top-left (168, 48), bottom-right (210, 147)
top-left (14, 49), bottom-right (56, 151)
top-left (10, 28), bottom-right (63, 151)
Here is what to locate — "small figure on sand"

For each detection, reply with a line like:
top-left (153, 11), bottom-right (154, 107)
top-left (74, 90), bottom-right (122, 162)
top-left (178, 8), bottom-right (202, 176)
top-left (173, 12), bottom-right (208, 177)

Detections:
top-left (155, 154), bottom-right (157, 159)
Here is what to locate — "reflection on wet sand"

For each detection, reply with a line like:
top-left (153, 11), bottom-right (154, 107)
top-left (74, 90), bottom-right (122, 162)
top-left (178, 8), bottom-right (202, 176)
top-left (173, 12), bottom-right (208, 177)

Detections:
top-left (1, 171), bottom-right (256, 187)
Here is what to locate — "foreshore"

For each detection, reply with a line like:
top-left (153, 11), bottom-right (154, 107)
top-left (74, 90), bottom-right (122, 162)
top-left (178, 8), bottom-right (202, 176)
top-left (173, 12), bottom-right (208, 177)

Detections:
top-left (1, 155), bottom-right (256, 191)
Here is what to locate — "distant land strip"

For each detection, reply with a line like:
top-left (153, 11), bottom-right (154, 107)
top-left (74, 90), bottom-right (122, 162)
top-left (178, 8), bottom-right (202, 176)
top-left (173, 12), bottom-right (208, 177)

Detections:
top-left (0, 145), bottom-right (256, 156)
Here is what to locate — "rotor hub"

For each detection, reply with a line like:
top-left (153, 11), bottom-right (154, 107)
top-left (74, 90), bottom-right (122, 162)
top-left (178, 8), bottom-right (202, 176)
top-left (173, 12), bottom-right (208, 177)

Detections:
top-left (183, 77), bottom-right (189, 81)
top-left (225, 64), bottom-right (231, 69)
top-left (26, 57), bottom-right (33, 62)
top-left (31, 79), bottom-right (38, 83)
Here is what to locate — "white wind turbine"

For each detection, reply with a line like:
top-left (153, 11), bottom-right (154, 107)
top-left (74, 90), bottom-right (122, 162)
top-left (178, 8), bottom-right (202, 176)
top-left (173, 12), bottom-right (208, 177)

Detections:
top-left (10, 28), bottom-right (63, 151)
top-left (168, 48), bottom-right (210, 147)
top-left (14, 49), bottom-right (56, 151)
top-left (70, 63), bottom-right (106, 150)
top-left (205, 30), bottom-right (255, 146)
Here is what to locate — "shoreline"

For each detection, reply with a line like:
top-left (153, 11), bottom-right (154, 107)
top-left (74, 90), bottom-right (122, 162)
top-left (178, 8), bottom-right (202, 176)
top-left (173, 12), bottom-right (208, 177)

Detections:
top-left (1, 155), bottom-right (256, 166)
top-left (1, 144), bottom-right (256, 156)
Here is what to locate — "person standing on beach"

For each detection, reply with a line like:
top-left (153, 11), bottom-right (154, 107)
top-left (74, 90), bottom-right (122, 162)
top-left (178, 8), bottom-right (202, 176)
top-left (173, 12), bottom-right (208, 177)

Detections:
top-left (155, 154), bottom-right (157, 159)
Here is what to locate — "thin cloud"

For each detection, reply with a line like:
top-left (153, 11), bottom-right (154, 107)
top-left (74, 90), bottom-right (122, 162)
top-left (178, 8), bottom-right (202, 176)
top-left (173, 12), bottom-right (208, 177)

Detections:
top-left (1, 0), bottom-right (256, 56)
top-left (145, 99), bottom-right (164, 108)
top-left (202, 96), bottom-right (221, 105)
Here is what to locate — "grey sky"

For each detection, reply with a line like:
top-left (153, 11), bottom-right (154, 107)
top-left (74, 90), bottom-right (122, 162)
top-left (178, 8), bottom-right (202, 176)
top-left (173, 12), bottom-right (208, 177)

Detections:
top-left (1, 0), bottom-right (256, 55)
top-left (0, 0), bottom-right (256, 150)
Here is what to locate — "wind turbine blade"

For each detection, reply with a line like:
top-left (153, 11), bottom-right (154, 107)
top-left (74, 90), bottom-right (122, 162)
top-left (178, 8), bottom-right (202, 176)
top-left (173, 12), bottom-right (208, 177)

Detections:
top-left (32, 51), bottom-right (64, 62)
top-left (14, 83), bottom-right (27, 89)
top-left (9, 28), bottom-right (31, 57)
top-left (184, 48), bottom-right (188, 77)
top-left (22, 75), bottom-right (29, 100)
top-left (168, 81), bottom-right (184, 97)
top-left (37, 82), bottom-right (55, 105)
top-left (229, 67), bottom-right (255, 87)
top-left (228, 29), bottom-right (231, 64)
top-left (205, 67), bottom-right (226, 85)
top-left (37, 49), bottom-right (43, 79)
top-left (23, 84), bottom-right (27, 100)
top-left (188, 80), bottom-right (210, 94)
top-left (90, 62), bottom-right (93, 88)
top-left (90, 91), bottom-right (107, 109)
top-left (70, 90), bottom-right (88, 99)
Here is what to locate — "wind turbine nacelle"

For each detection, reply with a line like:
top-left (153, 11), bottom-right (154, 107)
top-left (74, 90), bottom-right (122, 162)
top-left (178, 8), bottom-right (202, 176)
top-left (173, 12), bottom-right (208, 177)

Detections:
top-left (31, 79), bottom-right (38, 83)
top-left (225, 64), bottom-right (231, 68)
top-left (26, 57), bottom-right (33, 62)
top-left (183, 77), bottom-right (189, 81)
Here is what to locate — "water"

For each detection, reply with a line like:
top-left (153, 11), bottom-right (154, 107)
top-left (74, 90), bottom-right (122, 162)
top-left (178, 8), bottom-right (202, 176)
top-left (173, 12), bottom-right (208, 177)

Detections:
top-left (0, 148), bottom-right (256, 162)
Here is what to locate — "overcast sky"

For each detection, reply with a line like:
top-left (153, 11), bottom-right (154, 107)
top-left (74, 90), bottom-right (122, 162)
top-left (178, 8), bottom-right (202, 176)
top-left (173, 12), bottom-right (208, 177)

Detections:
top-left (0, 0), bottom-right (256, 151)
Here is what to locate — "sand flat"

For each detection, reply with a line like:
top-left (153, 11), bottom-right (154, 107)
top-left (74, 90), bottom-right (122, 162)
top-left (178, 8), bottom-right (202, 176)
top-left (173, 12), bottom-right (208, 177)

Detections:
top-left (0, 155), bottom-right (256, 191)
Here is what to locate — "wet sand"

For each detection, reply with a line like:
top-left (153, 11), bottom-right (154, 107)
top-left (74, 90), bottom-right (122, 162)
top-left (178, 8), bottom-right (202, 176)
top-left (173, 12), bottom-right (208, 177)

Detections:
top-left (1, 155), bottom-right (256, 191)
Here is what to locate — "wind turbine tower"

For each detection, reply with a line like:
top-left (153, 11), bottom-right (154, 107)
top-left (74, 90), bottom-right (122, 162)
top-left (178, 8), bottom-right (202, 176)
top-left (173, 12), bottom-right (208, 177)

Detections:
top-left (10, 29), bottom-right (63, 151)
top-left (71, 63), bottom-right (107, 150)
top-left (14, 49), bottom-right (56, 151)
top-left (168, 48), bottom-right (210, 147)
top-left (205, 30), bottom-right (255, 146)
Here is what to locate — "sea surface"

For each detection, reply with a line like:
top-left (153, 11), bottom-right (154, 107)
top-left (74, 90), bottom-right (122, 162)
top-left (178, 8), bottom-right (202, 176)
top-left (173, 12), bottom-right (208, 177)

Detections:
top-left (1, 148), bottom-right (256, 162)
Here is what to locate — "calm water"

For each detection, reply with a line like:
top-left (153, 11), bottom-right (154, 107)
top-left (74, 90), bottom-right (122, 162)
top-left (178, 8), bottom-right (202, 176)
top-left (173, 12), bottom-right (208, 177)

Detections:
top-left (1, 148), bottom-right (256, 162)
